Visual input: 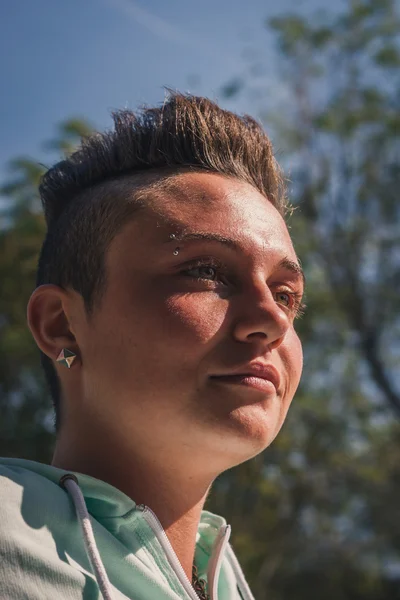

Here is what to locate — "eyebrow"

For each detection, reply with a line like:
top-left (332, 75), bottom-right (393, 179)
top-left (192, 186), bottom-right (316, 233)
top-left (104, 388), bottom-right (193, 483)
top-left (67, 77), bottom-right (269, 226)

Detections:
top-left (167, 231), bottom-right (306, 288)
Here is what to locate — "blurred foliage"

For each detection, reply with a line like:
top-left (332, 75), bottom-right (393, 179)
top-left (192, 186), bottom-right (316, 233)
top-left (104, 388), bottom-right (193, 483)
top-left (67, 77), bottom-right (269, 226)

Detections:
top-left (215, 0), bottom-right (400, 598)
top-left (0, 118), bottom-right (94, 460)
top-left (0, 1), bottom-right (400, 598)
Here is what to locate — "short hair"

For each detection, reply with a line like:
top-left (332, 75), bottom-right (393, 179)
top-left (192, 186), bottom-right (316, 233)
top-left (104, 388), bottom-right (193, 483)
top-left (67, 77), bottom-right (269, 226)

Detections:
top-left (36, 91), bottom-right (291, 434)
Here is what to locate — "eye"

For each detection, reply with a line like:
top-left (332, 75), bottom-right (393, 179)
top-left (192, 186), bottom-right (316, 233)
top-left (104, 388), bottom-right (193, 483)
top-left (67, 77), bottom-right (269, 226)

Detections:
top-left (275, 289), bottom-right (307, 319)
top-left (187, 265), bottom-right (218, 280)
top-left (180, 258), bottom-right (227, 284)
top-left (276, 291), bottom-right (291, 307)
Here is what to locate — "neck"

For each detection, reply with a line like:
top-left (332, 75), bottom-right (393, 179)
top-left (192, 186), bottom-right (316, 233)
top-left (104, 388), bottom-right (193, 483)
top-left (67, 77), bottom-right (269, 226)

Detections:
top-left (52, 424), bottom-right (214, 581)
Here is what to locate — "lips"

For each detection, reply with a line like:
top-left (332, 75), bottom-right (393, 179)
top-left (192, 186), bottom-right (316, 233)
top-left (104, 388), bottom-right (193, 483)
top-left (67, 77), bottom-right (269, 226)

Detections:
top-left (210, 362), bottom-right (280, 392)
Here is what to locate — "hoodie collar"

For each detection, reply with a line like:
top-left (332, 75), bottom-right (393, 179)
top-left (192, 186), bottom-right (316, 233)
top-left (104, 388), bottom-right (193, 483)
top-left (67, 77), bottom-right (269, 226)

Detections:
top-left (0, 457), bottom-right (226, 548)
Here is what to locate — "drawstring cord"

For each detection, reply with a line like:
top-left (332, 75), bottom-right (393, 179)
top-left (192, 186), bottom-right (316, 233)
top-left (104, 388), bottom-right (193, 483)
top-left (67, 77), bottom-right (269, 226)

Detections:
top-left (225, 544), bottom-right (254, 600)
top-left (59, 474), bottom-right (116, 600)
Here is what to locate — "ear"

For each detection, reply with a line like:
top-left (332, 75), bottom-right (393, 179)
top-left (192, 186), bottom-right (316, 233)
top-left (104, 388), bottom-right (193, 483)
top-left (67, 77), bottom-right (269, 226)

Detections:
top-left (26, 284), bottom-right (79, 364)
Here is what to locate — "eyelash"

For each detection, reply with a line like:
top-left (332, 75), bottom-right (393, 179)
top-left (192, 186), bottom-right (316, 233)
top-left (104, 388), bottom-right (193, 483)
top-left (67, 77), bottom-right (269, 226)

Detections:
top-left (181, 258), bottom-right (307, 320)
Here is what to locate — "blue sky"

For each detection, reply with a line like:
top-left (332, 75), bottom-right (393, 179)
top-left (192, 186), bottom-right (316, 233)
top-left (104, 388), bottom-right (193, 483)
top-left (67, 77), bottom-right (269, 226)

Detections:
top-left (0, 0), bottom-right (326, 185)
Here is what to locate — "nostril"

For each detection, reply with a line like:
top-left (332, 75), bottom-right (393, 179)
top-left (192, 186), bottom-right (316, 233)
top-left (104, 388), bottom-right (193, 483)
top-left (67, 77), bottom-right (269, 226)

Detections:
top-left (246, 331), bottom-right (268, 341)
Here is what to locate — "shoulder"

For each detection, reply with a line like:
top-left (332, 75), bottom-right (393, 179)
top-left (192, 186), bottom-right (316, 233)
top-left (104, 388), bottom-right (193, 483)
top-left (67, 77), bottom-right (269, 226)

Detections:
top-left (0, 459), bottom-right (77, 544)
top-left (0, 461), bottom-right (73, 526)
top-left (0, 462), bottom-right (88, 599)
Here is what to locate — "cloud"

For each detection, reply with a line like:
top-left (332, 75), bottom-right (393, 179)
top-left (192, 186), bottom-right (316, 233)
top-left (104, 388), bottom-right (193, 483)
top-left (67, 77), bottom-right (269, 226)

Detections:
top-left (103, 0), bottom-right (216, 57)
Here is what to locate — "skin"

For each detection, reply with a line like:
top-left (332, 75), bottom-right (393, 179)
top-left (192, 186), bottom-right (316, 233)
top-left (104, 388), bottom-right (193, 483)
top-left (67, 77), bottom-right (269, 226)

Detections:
top-left (27, 171), bottom-right (304, 584)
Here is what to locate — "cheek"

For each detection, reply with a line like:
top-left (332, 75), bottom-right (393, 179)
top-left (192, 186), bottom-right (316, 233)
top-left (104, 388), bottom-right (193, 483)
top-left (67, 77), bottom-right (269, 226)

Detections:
top-left (104, 285), bottom-right (229, 367)
top-left (269, 330), bottom-right (303, 441)
top-left (163, 294), bottom-right (228, 348)
top-left (119, 271), bottom-right (229, 348)
top-left (281, 329), bottom-right (303, 396)
top-left (83, 293), bottom-right (226, 397)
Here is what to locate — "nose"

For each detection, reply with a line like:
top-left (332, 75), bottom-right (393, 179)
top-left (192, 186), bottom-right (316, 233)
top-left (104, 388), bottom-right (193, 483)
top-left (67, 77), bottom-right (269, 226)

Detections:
top-left (232, 281), bottom-right (291, 350)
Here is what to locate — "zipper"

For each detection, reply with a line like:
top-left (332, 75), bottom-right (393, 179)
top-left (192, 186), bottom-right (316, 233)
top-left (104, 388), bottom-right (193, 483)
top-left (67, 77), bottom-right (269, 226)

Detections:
top-left (136, 503), bottom-right (230, 600)
top-left (207, 523), bottom-right (231, 600)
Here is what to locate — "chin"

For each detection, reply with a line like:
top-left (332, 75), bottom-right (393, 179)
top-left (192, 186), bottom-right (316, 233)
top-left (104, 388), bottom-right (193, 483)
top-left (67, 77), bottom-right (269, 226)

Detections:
top-left (210, 402), bottom-right (281, 459)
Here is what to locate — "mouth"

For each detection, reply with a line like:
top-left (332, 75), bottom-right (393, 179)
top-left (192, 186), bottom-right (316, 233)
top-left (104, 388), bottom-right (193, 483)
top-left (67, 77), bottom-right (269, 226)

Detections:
top-left (209, 374), bottom-right (277, 394)
top-left (209, 362), bottom-right (280, 395)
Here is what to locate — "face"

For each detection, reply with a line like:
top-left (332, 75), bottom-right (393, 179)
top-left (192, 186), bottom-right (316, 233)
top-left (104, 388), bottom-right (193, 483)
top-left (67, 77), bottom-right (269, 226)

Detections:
top-left (69, 172), bottom-right (304, 472)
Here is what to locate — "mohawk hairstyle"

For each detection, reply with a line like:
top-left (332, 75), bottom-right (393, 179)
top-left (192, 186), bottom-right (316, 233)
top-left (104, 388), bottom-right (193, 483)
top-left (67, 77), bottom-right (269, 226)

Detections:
top-left (36, 92), bottom-right (290, 433)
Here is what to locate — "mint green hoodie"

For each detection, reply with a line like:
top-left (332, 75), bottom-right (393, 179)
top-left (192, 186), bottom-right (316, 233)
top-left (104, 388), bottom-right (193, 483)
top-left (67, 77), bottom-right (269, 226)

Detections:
top-left (0, 457), bottom-right (256, 599)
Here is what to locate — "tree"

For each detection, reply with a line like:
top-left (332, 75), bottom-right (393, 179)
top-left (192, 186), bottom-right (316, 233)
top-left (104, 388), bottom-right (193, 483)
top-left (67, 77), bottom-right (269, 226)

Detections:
top-left (0, 118), bottom-right (94, 461)
top-left (211, 1), bottom-right (400, 597)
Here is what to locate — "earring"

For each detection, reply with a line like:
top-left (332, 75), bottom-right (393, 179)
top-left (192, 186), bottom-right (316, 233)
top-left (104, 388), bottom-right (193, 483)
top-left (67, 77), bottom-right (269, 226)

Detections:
top-left (56, 348), bottom-right (77, 369)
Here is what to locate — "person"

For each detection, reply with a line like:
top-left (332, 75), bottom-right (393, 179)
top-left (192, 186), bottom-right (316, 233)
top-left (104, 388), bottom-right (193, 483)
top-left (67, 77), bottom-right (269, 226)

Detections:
top-left (0, 92), bottom-right (306, 600)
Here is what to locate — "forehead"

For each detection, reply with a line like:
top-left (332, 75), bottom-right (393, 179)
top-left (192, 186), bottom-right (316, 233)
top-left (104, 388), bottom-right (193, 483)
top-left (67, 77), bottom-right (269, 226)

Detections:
top-left (136, 171), bottom-right (297, 262)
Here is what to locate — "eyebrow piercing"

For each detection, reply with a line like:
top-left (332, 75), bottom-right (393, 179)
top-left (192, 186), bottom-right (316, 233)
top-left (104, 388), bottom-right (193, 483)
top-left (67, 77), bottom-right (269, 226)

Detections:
top-left (169, 233), bottom-right (180, 254)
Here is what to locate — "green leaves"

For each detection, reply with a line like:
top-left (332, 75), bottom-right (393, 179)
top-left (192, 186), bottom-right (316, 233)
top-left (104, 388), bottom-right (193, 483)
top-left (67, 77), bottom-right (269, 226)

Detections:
top-left (374, 44), bottom-right (400, 66)
top-left (220, 77), bottom-right (244, 99)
